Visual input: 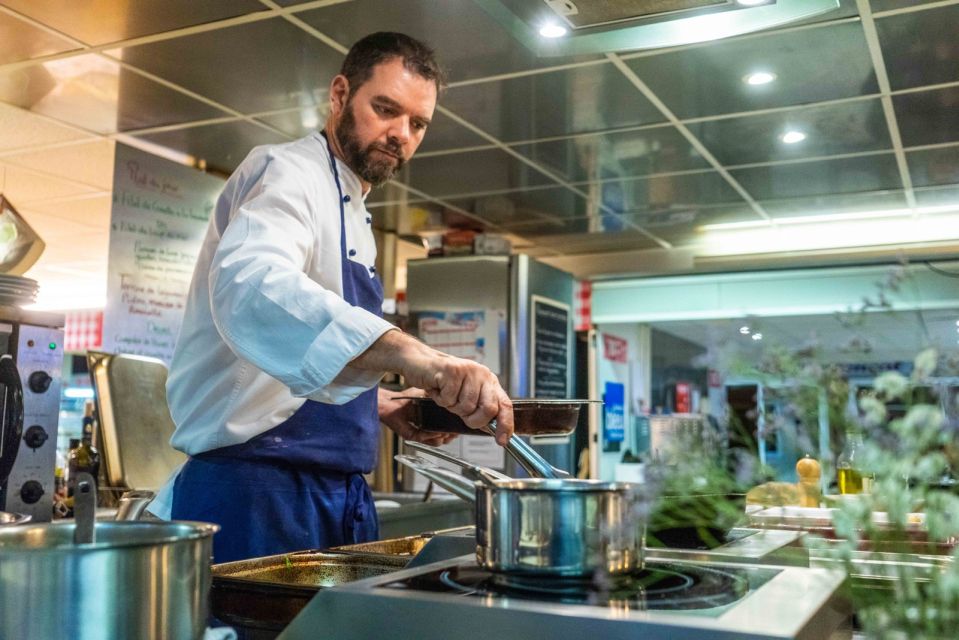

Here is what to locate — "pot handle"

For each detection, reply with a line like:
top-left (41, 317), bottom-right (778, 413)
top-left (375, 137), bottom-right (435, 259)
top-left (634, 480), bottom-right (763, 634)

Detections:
top-left (73, 472), bottom-right (96, 545)
top-left (404, 441), bottom-right (509, 485)
top-left (395, 454), bottom-right (477, 503)
top-left (0, 355), bottom-right (23, 495)
top-left (485, 421), bottom-right (570, 479)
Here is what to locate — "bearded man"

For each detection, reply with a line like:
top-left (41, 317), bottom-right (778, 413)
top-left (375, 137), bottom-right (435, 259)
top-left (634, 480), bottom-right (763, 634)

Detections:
top-left (151, 32), bottom-right (514, 563)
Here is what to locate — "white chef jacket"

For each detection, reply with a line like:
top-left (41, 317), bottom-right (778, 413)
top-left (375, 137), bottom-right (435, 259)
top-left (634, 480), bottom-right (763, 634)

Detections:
top-left (151, 132), bottom-right (394, 518)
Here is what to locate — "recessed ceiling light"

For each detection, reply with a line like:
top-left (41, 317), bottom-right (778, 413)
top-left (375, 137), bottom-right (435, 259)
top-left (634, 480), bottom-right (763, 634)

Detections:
top-left (539, 23), bottom-right (568, 38)
top-left (743, 71), bottom-right (777, 86)
top-left (781, 130), bottom-right (806, 144)
top-left (752, 333), bottom-right (763, 341)
top-left (739, 326), bottom-right (751, 335)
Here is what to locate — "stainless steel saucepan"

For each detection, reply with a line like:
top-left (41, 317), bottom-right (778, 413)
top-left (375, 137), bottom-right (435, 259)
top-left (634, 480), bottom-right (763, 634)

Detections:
top-left (398, 446), bottom-right (648, 577)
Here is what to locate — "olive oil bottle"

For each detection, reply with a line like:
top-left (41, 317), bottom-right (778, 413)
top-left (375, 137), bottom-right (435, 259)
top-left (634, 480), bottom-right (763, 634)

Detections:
top-left (837, 431), bottom-right (872, 494)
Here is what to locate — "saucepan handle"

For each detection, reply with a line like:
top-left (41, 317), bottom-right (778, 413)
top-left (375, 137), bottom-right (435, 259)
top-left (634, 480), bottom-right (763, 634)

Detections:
top-left (485, 420), bottom-right (570, 479)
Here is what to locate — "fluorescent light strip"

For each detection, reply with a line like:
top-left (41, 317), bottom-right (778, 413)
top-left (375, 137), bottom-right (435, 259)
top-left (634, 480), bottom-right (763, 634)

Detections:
top-left (701, 203), bottom-right (959, 231)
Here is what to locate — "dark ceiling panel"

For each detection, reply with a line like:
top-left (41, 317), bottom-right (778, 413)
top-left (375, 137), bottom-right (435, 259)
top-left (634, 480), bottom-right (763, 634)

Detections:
top-left (404, 148), bottom-right (557, 198)
top-left (759, 190), bottom-right (909, 218)
top-left (595, 171), bottom-right (745, 213)
top-left (871, 0), bottom-right (939, 11)
top-left (690, 99), bottom-right (891, 166)
top-left (907, 147), bottom-right (959, 189)
top-left (441, 63), bottom-right (664, 143)
top-left (511, 125), bottom-right (710, 184)
top-left (295, 0), bottom-right (600, 83)
top-left (894, 87), bottom-right (959, 148)
top-left (626, 22), bottom-right (877, 120)
top-left (876, 4), bottom-right (959, 90)
top-left (0, 11), bottom-right (79, 65)
top-left (730, 154), bottom-right (902, 201)
top-left (253, 105), bottom-right (329, 140)
top-left (0, 0), bottom-right (267, 46)
top-left (132, 120), bottom-right (290, 174)
top-left (117, 18), bottom-right (343, 114)
top-left (0, 54), bottom-right (229, 134)
top-left (444, 186), bottom-right (589, 225)
top-left (410, 111), bottom-right (489, 154)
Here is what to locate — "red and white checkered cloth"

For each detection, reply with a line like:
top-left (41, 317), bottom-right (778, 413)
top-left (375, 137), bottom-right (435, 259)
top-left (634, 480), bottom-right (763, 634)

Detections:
top-left (64, 309), bottom-right (103, 352)
top-left (574, 280), bottom-right (592, 331)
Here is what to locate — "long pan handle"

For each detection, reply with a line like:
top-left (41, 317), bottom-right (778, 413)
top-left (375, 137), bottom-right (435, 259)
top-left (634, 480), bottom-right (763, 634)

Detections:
top-left (485, 421), bottom-right (570, 479)
top-left (404, 441), bottom-right (510, 485)
top-left (395, 455), bottom-right (477, 503)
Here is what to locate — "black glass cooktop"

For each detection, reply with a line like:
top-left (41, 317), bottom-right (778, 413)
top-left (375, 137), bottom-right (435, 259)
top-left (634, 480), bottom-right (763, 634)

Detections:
top-left (381, 561), bottom-right (779, 611)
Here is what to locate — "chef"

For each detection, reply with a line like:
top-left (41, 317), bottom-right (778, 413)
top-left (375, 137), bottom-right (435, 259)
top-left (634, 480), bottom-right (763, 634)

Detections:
top-left (150, 32), bottom-right (514, 563)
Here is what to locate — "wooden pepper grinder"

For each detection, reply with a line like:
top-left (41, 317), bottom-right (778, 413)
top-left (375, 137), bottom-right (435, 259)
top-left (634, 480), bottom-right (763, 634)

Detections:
top-left (796, 455), bottom-right (822, 508)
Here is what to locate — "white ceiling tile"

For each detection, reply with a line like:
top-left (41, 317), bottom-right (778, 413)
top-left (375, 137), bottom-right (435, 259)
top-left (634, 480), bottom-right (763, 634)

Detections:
top-left (5, 138), bottom-right (115, 190)
top-left (27, 193), bottom-right (111, 229)
top-left (0, 102), bottom-right (94, 152)
top-left (18, 208), bottom-right (103, 240)
top-left (0, 162), bottom-right (98, 204)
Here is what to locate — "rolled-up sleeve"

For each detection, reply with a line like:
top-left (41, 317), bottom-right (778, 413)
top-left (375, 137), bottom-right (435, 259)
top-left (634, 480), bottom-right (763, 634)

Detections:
top-left (208, 153), bottom-right (394, 403)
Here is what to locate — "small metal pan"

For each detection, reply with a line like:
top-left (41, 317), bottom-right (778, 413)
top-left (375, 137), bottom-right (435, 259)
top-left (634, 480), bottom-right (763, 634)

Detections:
top-left (395, 397), bottom-right (601, 436)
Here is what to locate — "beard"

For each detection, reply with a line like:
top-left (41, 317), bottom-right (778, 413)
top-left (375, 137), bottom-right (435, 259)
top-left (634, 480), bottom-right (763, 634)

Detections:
top-left (335, 101), bottom-right (406, 187)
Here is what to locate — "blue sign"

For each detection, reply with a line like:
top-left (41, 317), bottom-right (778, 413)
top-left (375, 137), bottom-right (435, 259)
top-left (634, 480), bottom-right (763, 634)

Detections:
top-left (603, 382), bottom-right (625, 444)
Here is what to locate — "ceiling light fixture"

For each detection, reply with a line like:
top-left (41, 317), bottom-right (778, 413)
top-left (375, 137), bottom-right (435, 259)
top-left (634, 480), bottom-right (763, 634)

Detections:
top-left (780, 130), bottom-right (806, 144)
top-left (737, 0), bottom-right (773, 6)
top-left (752, 333), bottom-right (763, 341)
top-left (539, 23), bottom-right (568, 38)
top-left (743, 71), bottom-right (777, 85)
top-left (740, 326), bottom-right (751, 335)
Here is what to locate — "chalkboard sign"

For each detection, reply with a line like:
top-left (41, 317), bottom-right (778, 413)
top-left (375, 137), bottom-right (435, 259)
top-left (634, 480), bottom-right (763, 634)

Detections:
top-left (531, 296), bottom-right (570, 399)
top-left (102, 143), bottom-right (224, 364)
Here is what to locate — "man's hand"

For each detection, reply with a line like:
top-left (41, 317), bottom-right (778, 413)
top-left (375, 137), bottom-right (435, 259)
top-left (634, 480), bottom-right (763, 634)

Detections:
top-left (354, 330), bottom-right (514, 446)
top-left (377, 387), bottom-right (457, 446)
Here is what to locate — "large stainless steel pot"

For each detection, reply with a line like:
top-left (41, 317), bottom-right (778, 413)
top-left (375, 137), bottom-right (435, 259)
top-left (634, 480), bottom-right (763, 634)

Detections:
top-left (0, 519), bottom-right (218, 639)
top-left (397, 453), bottom-right (647, 577)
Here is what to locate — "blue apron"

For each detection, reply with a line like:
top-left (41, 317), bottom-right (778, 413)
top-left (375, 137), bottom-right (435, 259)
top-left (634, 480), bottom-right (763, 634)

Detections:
top-left (171, 134), bottom-right (383, 563)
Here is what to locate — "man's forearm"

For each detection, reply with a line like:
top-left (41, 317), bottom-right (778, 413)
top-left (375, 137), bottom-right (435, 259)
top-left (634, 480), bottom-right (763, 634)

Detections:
top-left (353, 329), bottom-right (444, 390)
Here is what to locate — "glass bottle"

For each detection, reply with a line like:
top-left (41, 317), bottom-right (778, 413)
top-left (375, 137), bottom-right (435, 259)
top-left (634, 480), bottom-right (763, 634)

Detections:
top-left (837, 431), bottom-right (872, 494)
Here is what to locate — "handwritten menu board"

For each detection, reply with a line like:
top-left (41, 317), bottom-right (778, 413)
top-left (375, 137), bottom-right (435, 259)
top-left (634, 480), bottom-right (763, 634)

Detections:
top-left (531, 296), bottom-right (570, 399)
top-left (102, 144), bottom-right (224, 364)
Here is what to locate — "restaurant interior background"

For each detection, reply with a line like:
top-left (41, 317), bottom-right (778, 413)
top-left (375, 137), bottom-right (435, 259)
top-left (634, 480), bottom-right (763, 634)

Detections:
top-left (0, 0), bottom-right (958, 486)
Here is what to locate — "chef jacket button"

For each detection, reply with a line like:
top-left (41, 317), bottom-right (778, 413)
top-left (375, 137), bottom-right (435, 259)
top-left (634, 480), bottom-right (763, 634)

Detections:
top-left (365, 216), bottom-right (372, 224)
top-left (369, 266), bottom-right (376, 273)
top-left (342, 194), bottom-right (351, 203)
top-left (348, 248), bottom-right (356, 256)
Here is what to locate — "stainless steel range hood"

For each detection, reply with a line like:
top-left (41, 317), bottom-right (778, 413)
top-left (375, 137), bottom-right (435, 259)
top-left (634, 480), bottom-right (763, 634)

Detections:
top-left (475, 0), bottom-right (841, 56)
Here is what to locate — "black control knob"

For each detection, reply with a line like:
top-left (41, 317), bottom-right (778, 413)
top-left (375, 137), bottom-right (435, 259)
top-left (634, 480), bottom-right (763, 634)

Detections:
top-left (20, 480), bottom-right (44, 504)
top-left (28, 371), bottom-right (52, 394)
top-left (23, 425), bottom-right (48, 449)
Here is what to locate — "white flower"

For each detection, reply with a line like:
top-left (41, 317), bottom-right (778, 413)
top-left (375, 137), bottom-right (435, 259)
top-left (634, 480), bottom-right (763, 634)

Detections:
top-left (859, 395), bottom-right (887, 427)
top-left (874, 371), bottom-right (909, 401)
top-left (912, 348), bottom-right (938, 380)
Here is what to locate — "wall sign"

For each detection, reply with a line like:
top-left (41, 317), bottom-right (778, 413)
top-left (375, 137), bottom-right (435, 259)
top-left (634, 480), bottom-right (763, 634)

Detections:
top-left (602, 333), bottom-right (628, 363)
top-left (531, 296), bottom-right (570, 399)
top-left (102, 144), bottom-right (224, 364)
top-left (603, 381), bottom-right (625, 446)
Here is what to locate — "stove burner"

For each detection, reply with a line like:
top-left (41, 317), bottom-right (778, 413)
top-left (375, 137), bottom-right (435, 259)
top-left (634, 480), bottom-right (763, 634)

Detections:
top-left (428, 563), bottom-right (749, 610)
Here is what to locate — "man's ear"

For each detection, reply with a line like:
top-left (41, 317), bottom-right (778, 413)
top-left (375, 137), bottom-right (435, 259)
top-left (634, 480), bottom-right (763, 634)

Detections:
top-left (329, 75), bottom-right (350, 118)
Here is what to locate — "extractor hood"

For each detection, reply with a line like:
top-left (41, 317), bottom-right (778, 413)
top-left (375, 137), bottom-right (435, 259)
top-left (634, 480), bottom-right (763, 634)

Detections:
top-left (474, 0), bottom-right (841, 55)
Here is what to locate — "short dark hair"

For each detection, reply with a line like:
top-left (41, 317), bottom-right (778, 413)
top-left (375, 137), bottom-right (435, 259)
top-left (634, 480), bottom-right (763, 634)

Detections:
top-left (340, 32), bottom-right (446, 96)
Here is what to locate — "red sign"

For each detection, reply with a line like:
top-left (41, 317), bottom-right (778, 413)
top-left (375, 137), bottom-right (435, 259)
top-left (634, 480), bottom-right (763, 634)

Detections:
top-left (602, 333), bottom-right (628, 363)
top-left (675, 382), bottom-right (692, 413)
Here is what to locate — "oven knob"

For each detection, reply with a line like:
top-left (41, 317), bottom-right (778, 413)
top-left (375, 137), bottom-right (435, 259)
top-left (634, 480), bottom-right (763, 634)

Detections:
top-left (23, 425), bottom-right (48, 449)
top-left (28, 371), bottom-right (52, 394)
top-left (20, 480), bottom-right (44, 504)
